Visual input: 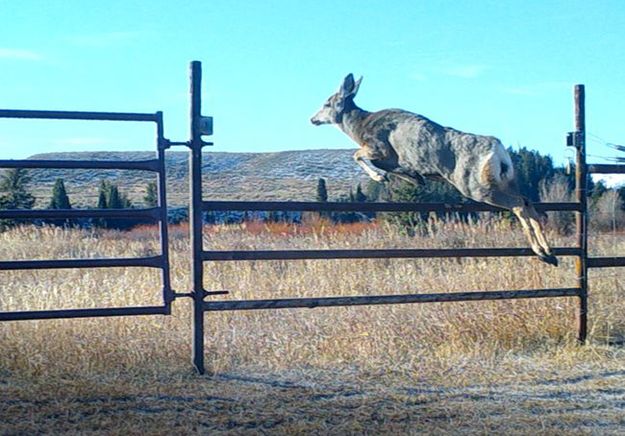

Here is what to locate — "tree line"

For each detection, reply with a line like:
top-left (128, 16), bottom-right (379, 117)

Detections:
top-left (0, 168), bottom-right (158, 231)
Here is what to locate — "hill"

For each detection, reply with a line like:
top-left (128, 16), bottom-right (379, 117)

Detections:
top-left (23, 150), bottom-right (368, 208)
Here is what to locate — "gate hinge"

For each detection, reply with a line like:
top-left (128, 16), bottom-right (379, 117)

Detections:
top-left (160, 138), bottom-right (191, 150)
top-left (175, 289), bottom-right (229, 300)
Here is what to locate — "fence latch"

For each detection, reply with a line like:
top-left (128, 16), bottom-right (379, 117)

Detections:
top-left (199, 116), bottom-right (214, 136)
top-left (567, 131), bottom-right (583, 149)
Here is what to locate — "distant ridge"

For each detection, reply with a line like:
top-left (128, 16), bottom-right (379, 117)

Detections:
top-left (24, 149), bottom-right (368, 207)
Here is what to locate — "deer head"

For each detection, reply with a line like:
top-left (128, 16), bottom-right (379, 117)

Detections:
top-left (311, 74), bottom-right (362, 126)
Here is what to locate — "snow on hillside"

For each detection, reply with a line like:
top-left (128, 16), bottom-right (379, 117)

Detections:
top-left (24, 149), bottom-right (368, 206)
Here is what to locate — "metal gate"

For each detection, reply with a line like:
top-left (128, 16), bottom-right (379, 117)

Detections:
top-left (2, 62), bottom-right (625, 375)
top-left (0, 109), bottom-right (173, 320)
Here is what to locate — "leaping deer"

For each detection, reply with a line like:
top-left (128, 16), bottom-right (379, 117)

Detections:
top-left (311, 74), bottom-right (558, 266)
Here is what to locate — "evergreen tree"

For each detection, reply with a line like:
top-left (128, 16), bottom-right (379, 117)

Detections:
top-left (0, 168), bottom-right (35, 230)
top-left (95, 180), bottom-right (132, 228)
top-left (96, 180), bottom-right (109, 228)
top-left (508, 147), bottom-right (555, 202)
top-left (316, 178), bottom-right (328, 202)
top-left (354, 183), bottom-right (367, 202)
top-left (365, 180), bottom-right (385, 202)
top-left (107, 185), bottom-right (123, 209)
top-left (590, 180), bottom-right (608, 203)
top-left (144, 181), bottom-right (158, 207)
top-left (0, 168), bottom-right (35, 209)
top-left (385, 178), bottom-right (466, 233)
top-left (48, 178), bottom-right (71, 209)
top-left (97, 180), bottom-right (108, 209)
top-left (47, 178), bottom-right (72, 227)
top-left (102, 183), bottom-right (133, 229)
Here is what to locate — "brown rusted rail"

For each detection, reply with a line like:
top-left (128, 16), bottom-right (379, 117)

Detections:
top-left (0, 207), bottom-right (161, 220)
top-left (0, 306), bottom-right (168, 321)
top-left (0, 255), bottom-right (164, 271)
top-left (587, 257), bottom-right (625, 268)
top-left (0, 158), bottom-right (160, 171)
top-left (204, 288), bottom-right (580, 311)
top-left (202, 247), bottom-right (580, 262)
top-left (587, 164), bottom-right (625, 174)
top-left (202, 200), bottom-right (580, 213)
top-left (0, 109), bottom-right (159, 122)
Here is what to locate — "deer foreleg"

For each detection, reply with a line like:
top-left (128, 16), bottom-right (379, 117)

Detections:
top-left (353, 149), bottom-right (387, 182)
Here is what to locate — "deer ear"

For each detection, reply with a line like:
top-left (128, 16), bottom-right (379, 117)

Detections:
top-left (352, 76), bottom-right (363, 96)
top-left (340, 73), bottom-right (356, 97)
top-left (340, 74), bottom-right (362, 98)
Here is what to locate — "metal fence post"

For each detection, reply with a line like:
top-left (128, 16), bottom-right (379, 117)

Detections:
top-left (189, 61), bottom-right (206, 374)
top-left (574, 84), bottom-right (588, 343)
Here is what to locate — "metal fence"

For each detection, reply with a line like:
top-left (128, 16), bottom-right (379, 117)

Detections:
top-left (188, 65), bottom-right (624, 374)
top-left (1, 62), bottom-right (624, 375)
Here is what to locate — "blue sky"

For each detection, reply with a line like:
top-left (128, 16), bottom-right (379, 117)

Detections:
top-left (1, 0), bottom-right (624, 168)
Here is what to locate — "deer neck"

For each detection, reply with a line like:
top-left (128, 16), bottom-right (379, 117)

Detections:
top-left (337, 100), bottom-right (370, 144)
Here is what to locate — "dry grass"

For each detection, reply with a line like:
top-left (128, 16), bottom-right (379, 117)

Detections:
top-left (1, 220), bottom-right (625, 433)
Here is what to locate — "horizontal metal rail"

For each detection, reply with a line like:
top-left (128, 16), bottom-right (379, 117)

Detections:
top-left (0, 207), bottom-right (162, 220)
top-left (0, 109), bottom-right (159, 122)
top-left (587, 257), bottom-right (625, 268)
top-left (202, 246), bottom-right (580, 261)
top-left (0, 305), bottom-right (168, 321)
top-left (204, 288), bottom-right (580, 311)
top-left (0, 158), bottom-right (160, 171)
top-left (0, 255), bottom-right (164, 271)
top-left (202, 200), bottom-right (581, 213)
top-left (587, 164), bottom-right (625, 174)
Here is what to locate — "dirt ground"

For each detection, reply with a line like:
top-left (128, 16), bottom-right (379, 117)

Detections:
top-left (3, 364), bottom-right (625, 435)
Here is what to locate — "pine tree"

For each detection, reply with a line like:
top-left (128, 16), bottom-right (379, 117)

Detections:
top-left (48, 178), bottom-right (71, 209)
top-left (0, 168), bottom-right (35, 230)
top-left (508, 147), bottom-right (555, 202)
top-left (0, 168), bottom-right (35, 209)
top-left (97, 180), bottom-right (108, 209)
top-left (354, 183), bottom-right (367, 202)
top-left (144, 181), bottom-right (158, 207)
top-left (96, 180), bottom-right (109, 228)
top-left (96, 181), bottom-right (135, 229)
top-left (47, 178), bottom-right (72, 227)
top-left (316, 178), bottom-right (328, 202)
top-left (365, 180), bottom-right (385, 202)
top-left (107, 185), bottom-right (123, 209)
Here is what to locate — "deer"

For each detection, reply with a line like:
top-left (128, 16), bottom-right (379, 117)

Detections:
top-left (310, 74), bottom-right (558, 266)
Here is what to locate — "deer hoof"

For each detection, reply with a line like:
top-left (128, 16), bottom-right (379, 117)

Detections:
top-left (372, 173), bottom-right (387, 183)
top-left (539, 254), bottom-right (559, 267)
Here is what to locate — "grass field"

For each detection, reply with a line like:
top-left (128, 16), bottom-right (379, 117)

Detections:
top-left (1, 219), bottom-right (625, 433)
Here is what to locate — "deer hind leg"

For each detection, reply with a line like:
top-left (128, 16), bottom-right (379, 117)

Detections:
top-left (353, 147), bottom-right (388, 182)
top-left (386, 168), bottom-right (425, 186)
top-left (486, 190), bottom-right (558, 267)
